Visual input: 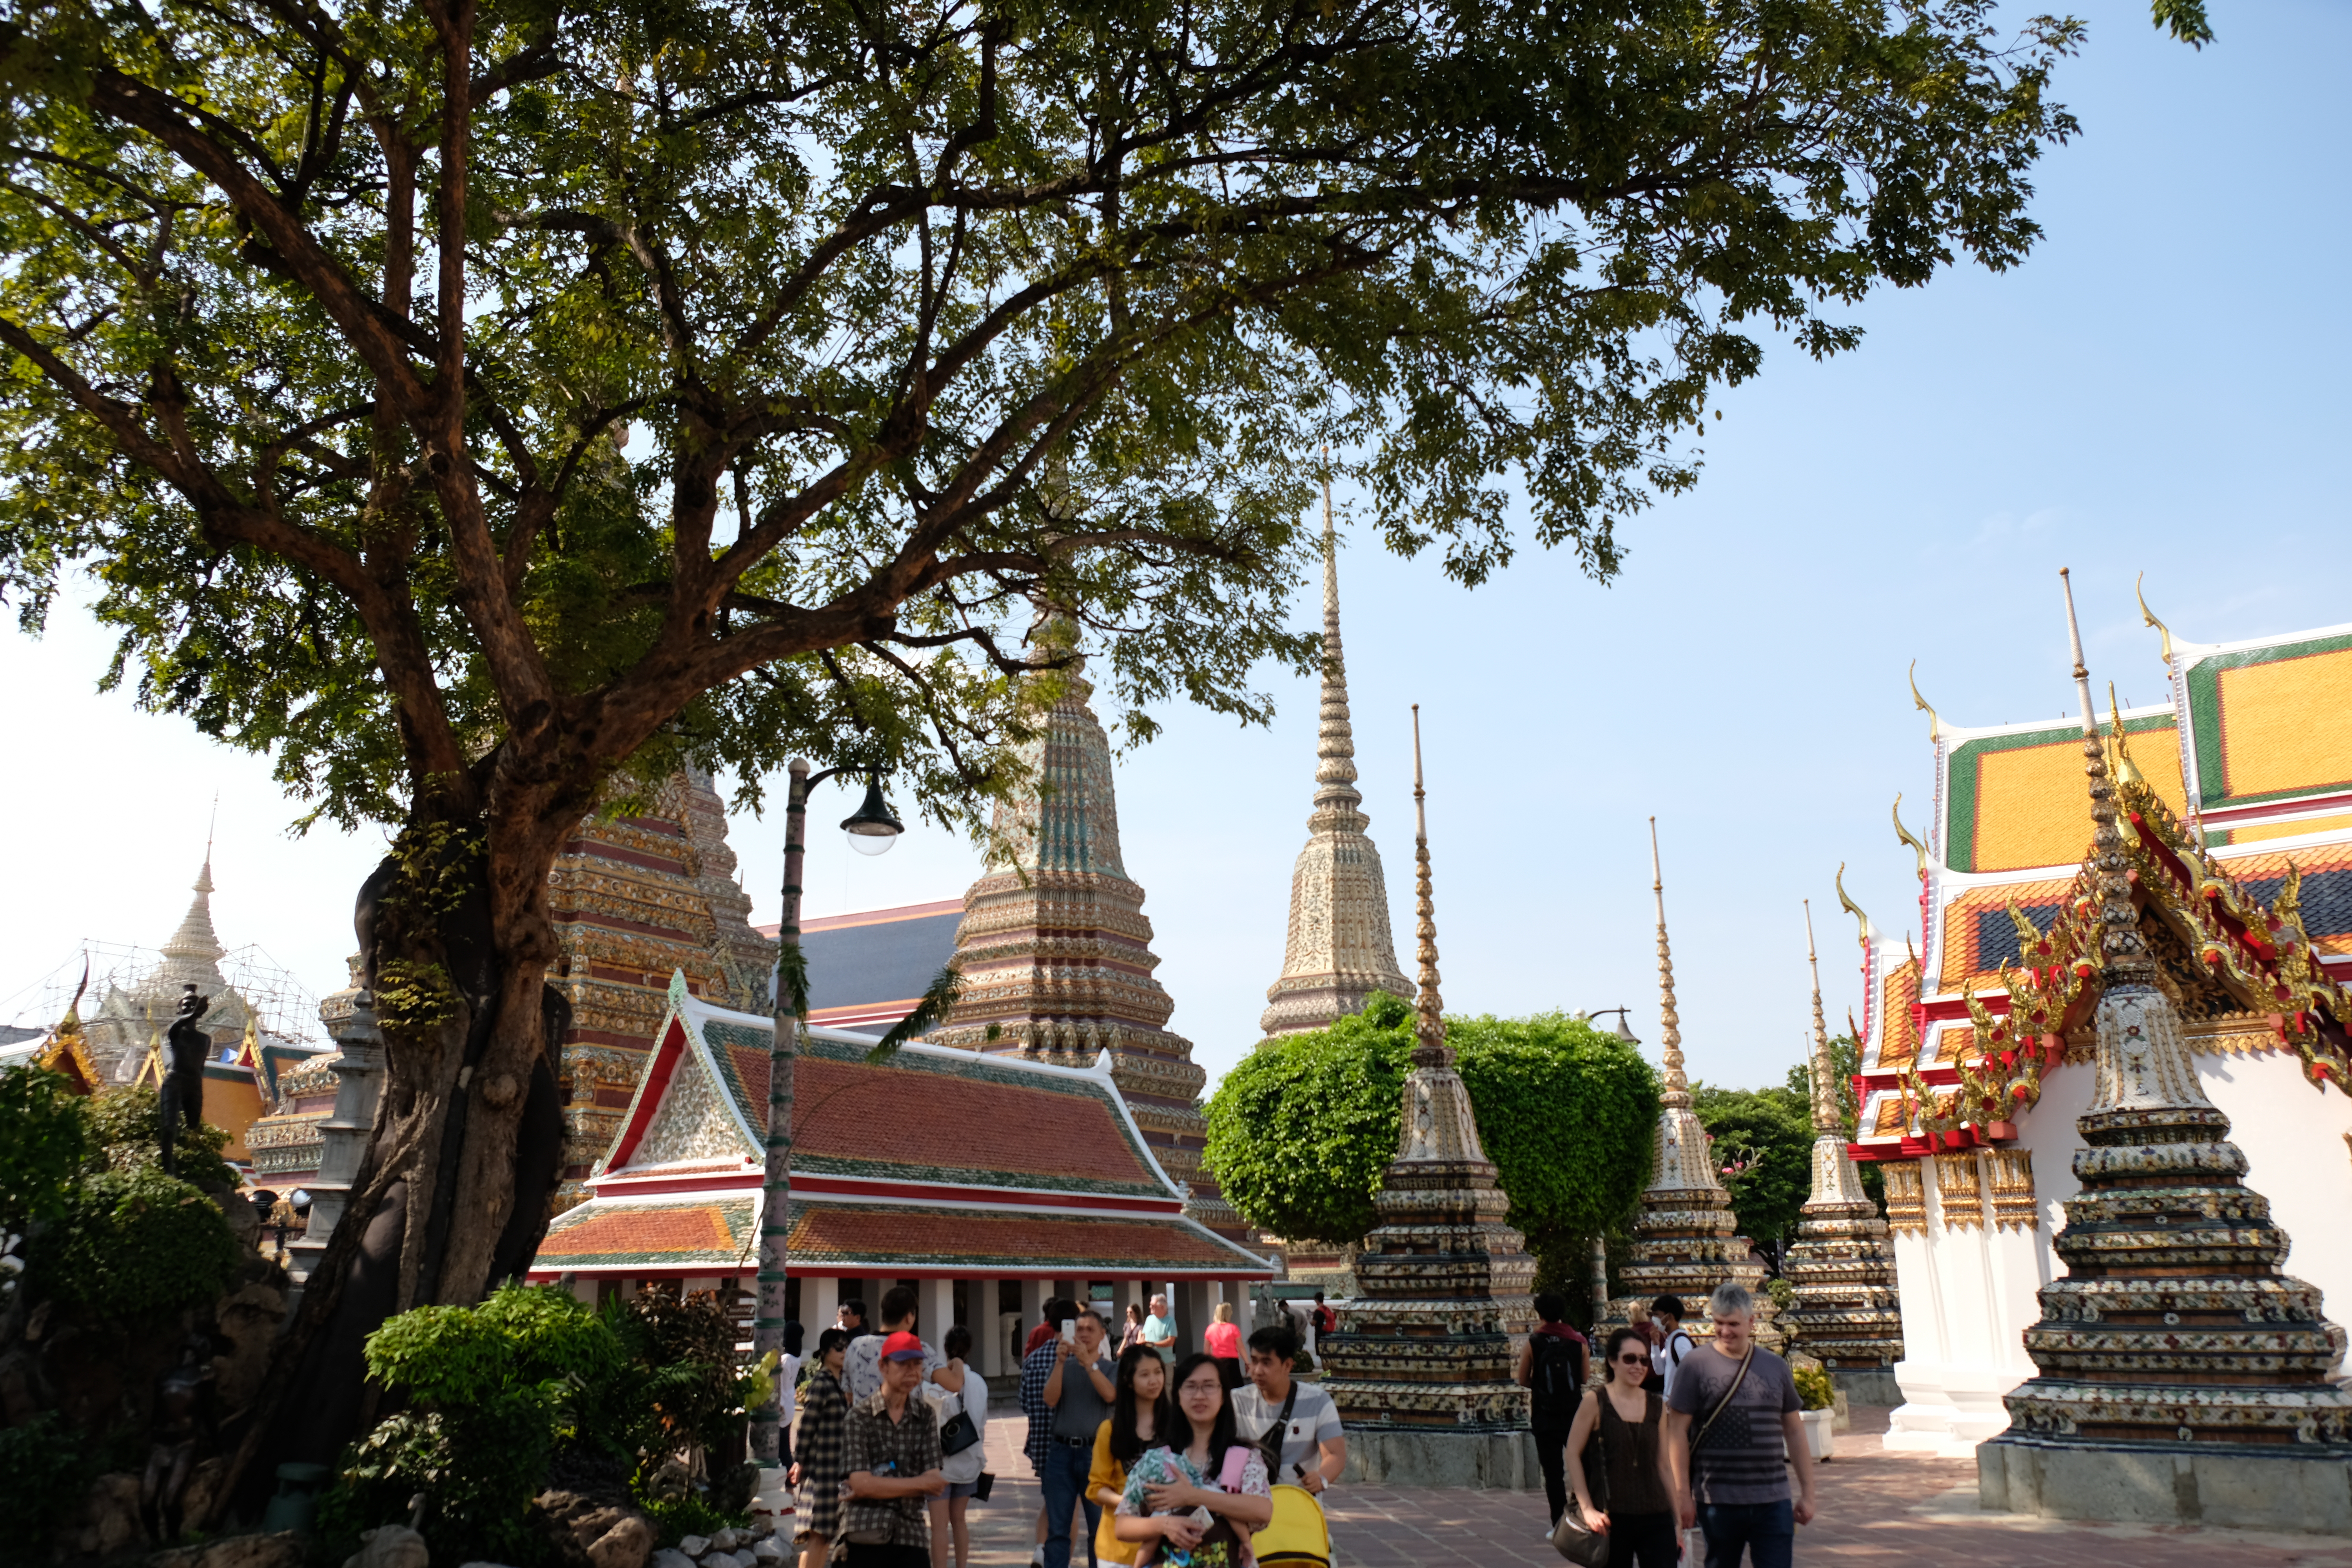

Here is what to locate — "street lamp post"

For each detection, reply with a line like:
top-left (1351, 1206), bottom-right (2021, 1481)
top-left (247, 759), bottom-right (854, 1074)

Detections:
top-left (1581, 1007), bottom-right (1639, 1327)
top-left (750, 761), bottom-right (903, 1466)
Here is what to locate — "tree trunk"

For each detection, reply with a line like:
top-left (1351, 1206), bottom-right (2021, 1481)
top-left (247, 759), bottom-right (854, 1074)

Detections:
top-left (214, 804), bottom-right (574, 1522)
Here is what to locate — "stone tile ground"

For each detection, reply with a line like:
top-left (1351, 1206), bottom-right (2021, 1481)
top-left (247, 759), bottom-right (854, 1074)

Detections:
top-left (877, 1408), bottom-right (2352, 1566)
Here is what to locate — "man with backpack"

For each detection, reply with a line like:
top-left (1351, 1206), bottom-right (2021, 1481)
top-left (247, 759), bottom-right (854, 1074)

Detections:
top-left (1513, 1292), bottom-right (1590, 1534)
top-left (1652, 1295), bottom-right (1698, 1401)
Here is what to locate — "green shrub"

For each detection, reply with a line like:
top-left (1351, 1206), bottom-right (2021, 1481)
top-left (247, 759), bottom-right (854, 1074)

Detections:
top-left (0, 1065), bottom-right (88, 1235)
top-left (23, 1164), bottom-right (241, 1319)
top-left (0, 1412), bottom-right (89, 1546)
top-left (1765, 1277), bottom-right (1797, 1315)
top-left (83, 1085), bottom-right (236, 1191)
top-left (1791, 1363), bottom-right (1836, 1412)
top-left (327, 1284), bottom-right (632, 1563)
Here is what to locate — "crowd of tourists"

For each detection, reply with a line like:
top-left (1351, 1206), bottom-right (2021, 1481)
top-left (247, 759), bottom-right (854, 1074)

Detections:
top-left (783, 1287), bottom-right (1338, 1568)
top-left (780, 1278), bottom-right (1816, 1568)
top-left (1521, 1282), bottom-right (1819, 1568)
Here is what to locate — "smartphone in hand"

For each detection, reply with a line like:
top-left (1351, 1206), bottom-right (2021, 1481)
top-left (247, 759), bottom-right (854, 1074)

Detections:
top-left (1061, 1319), bottom-right (1078, 1345)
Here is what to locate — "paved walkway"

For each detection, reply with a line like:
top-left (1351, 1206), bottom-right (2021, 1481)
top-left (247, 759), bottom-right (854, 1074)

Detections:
top-left (835, 1408), bottom-right (2352, 1566)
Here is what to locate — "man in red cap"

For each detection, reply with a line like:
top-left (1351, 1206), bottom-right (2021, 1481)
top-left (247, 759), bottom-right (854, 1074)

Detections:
top-left (841, 1330), bottom-right (947, 1567)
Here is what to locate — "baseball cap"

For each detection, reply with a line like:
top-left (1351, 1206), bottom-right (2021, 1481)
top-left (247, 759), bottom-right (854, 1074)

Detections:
top-left (881, 1330), bottom-right (927, 1362)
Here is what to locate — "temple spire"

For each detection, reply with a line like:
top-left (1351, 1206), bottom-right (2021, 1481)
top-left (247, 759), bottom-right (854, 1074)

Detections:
top-left (2060, 568), bottom-right (2154, 986)
top-left (1314, 453), bottom-right (1359, 812)
top-left (1410, 704), bottom-right (1446, 1066)
top-left (1650, 817), bottom-right (1688, 1108)
top-left (162, 853), bottom-right (225, 968)
top-left (1804, 900), bottom-right (1838, 1134)
top-left (1258, 458), bottom-right (1409, 1038)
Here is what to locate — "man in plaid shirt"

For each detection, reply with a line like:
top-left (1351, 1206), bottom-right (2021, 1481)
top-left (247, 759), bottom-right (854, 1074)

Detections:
top-left (842, 1331), bottom-right (947, 1567)
top-left (1018, 1298), bottom-right (1079, 1566)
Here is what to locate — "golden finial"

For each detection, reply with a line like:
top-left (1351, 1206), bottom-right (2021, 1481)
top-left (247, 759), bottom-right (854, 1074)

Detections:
top-left (2136, 573), bottom-right (2176, 667)
top-left (2060, 568), bottom-right (2150, 981)
top-left (1892, 794), bottom-right (1930, 876)
top-left (1804, 900), bottom-right (1838, 1134)
top-left (2107, 682), bottom-right (2145, 789)
top-left (1909, 661), bottom-right (1942, 745)
top-left (1835, 862), bottom-right (1870, 946)
top-left (1409, 705), bottom-right (1447, 1066)
top-left (1650, 816), bottom-right (1688, 1108)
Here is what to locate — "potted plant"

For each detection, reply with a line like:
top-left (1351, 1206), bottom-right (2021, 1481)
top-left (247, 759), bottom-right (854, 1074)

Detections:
top-left (1791, 1363), bottom-right (1837, 1462)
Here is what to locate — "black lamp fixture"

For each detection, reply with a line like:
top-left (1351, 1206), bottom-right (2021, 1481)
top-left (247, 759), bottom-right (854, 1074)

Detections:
top-left (1583, 1006), bottom-right (1640, 1046)
top-left (839, 774), bottom-right (905, 857)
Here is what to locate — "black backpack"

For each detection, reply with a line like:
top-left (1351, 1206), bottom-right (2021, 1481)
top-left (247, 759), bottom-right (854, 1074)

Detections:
top-left (1529, 1332), bottom-right (1587, 1425)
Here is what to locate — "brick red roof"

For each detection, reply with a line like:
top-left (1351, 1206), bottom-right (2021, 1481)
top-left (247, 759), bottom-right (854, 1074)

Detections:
top-left (537, 1198), bottom-right (753, 1267)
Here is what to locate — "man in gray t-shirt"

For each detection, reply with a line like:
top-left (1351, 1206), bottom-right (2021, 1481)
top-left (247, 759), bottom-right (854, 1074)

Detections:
top-left (1662, 1286), bottom-right (1815, 1568)
top-left (1233, 1322), bottom-right (1346, 1495)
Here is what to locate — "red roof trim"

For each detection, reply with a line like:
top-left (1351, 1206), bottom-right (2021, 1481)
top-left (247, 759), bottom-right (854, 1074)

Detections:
top-left (604, 1014), bottom-right (691, 1171)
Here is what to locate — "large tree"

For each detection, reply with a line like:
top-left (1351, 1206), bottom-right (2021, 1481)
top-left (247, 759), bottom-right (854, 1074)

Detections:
top-left (0, 0), bottom-right (2126, 1477)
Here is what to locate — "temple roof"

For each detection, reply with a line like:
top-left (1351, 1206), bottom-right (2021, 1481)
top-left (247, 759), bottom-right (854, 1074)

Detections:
top-left (532, 973), bottom-right (1271, 1278)
top-left (756, 900), bottom-right (962, 1032)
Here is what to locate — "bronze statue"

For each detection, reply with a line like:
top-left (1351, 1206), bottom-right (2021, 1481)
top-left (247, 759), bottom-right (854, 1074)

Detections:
top-left (140, 1333), bottom-right (219, 1543)
top-left (159, 983), bottom-right (210, 1178)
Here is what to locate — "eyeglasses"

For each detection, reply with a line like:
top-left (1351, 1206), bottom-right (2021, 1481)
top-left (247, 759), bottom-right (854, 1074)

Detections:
top-left (1180, 1378), bottom-right (1222, 1396)
top-left (1616, 1354), bottom-right (1651, 1366)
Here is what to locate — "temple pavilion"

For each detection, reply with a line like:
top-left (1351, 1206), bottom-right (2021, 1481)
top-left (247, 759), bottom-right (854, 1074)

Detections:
top-left (1846, 599), bottom-right (2352, 1459)
top-left (524, 973), bottom-right (1274, 1370)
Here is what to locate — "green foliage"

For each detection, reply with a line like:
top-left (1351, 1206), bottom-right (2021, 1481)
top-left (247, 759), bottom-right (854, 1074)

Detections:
top-left (83, 1085), bottom-right (236, 1192)
top-left (22, 1164), bottom-right (242, 1320)
top-left (1204, 998), bottom-right (1658, 1260)
top-left (1791, 1362), bottom-right (1836, 1412)
top-left (1690, 1080), bottom-right (1814, 1257)
top-left (0, 1412), bottom-right (89, 1545)
top-left (327, 1284), bottom-right (755, 1558)
top-left (638, 1491), bottom-right (752, 1547)
top-left (1765, 1277), bottom-right (1797, 1316)
top-left (0, 1065), bottom-right (88, 1234)
top-left (0, 0), bottom-right (2096, 863)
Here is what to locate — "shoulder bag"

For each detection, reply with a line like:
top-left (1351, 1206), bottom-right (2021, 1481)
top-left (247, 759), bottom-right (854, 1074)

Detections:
top-left (1547, 1390), bottom-right (1610, 1567)
top-left (937, 1380), bottom-right (981, 1456)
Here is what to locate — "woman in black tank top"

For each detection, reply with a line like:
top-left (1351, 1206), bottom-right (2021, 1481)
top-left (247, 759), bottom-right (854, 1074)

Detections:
top-left (1564, 1327), bottom-right (1681, 1568)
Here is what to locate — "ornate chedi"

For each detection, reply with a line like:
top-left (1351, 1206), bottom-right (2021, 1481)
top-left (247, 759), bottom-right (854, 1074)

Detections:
top-left (1259, 473), bottom-right (1411, 1039)
top-left (1777, 900), bottom-right (1902, 1381)
top-left (930, 628), bottom-right (1238, 1234)
top-left (82, 856), bottom-right (262, 1080)
top-left (1980, 572), bottom-right (2352, 1520)
top-left (248, 772), bottom-right (774, 1213)
top-left (546, 771), bottom-right (773, 1198)
top-left (1613, 820), bottom-right (1774, 1346)
top-left (1318, 708), bottom-right (1537, 1462)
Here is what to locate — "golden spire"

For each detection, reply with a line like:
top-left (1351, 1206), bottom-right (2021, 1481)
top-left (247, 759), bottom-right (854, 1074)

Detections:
top-left (2060, 568), bottom-right (2152, 983)
top-left (1908, 661), bottom-right (1941, 745)
top-left (1650, 817), bottom-right (1688, 1108)
top-left (1805, 900), bottom-right (1838, 1134)
top-left (2107, 683), bottom-right (2145, 790)
top-left (1892, 794), bottom-right (1930, 876)
top-left (1409, 705), bottom-right (1448, 1067)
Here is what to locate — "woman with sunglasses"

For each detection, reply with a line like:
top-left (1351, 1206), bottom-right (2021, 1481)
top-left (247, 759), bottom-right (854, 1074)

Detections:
top-left (1564, 1327), bottom-right (1679, 1568)
top-left (1113, 1351), bottom-right (1275, 1564)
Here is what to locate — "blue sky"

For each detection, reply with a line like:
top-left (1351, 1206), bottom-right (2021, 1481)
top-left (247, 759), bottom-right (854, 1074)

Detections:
top-left (5, 0), bottom-right (2346, 1102)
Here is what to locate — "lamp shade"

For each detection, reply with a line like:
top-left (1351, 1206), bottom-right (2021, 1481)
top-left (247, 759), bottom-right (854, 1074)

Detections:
top-left (840, 775), bottom-right (904, 856)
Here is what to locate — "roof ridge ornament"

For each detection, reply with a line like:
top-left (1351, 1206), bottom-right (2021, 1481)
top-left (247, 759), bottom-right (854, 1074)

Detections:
top-left (1892, 795), bottom-right (1931, 876)
top-left (1908, 661), bottom-right (1941, 745)
top-left (1834, 862), bottom-right (1870, 946)
top-left (2135, 571), bottom-right (2176, 667)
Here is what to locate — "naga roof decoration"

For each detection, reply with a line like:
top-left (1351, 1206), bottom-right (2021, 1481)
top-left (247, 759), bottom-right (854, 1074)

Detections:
top-left (1854, 606), bottom-right (2352, 1161)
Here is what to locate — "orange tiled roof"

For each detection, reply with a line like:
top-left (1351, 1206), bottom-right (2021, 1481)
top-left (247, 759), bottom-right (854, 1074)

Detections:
top-left (1937, 876), bottom-right (2074, 993)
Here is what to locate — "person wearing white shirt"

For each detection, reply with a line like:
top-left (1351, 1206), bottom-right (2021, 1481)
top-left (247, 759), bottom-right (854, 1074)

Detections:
top-left (930, 1323), bottom-right (989, 1568)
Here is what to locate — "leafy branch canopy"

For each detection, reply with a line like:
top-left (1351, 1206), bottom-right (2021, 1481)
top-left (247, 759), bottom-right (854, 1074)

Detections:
top-left (0, 0), bottom-right (2091, 860)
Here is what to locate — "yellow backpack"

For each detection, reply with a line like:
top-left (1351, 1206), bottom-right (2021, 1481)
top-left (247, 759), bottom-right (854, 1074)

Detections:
top-left (1253, 1484), bottom-right (1331, 1568)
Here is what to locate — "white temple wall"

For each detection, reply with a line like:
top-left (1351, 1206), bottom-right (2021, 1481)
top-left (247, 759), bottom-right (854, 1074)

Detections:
top-left (1886, 1045), bottom-right (2352, 1459)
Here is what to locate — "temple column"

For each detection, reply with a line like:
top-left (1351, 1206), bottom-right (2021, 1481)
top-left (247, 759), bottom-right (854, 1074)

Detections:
top-left (799, 1274), bottom-right (839, 1337)
top-left (286, 990), bottom-right (385, 1289)
top-left (919, 1276), bottom-right (956, 1345)
top-left (1178, 1279), bottom-right (1212, 1355)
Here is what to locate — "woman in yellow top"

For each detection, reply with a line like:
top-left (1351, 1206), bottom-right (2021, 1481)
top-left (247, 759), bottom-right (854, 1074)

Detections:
top-left (1089, 1342), bottom-right (1172, 1564)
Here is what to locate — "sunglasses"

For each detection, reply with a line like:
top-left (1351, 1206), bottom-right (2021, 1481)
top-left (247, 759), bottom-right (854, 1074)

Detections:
top-left (1616, 1353), bottom-right (1651, 1366)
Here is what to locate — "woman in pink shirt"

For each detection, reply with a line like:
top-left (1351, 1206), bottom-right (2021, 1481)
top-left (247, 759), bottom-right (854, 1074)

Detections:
top-left (1205, 1301), bottom-right (1244, 1389)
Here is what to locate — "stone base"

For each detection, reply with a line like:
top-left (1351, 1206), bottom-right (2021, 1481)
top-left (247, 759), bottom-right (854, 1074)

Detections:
top-left (1979, 1436), bottom-right (2352, 1534)
top-left (1831, 1366), bottom-right (1902, 1408)
top-left (1340, 1428), bottom-right (1541, 1490)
